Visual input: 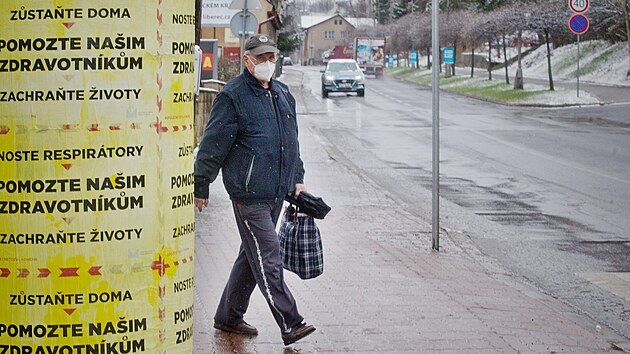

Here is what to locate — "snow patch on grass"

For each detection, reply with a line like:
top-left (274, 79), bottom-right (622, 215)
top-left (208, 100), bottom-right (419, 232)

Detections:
top-left (520, 85), bottom-right (599, 106)
top-left (518, 40), bottom-right (630, 87)
top-left (387, 40), bottom-right (624, 106)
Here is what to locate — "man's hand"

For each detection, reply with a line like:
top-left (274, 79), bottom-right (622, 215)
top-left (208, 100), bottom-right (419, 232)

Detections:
top-left (294, 183), bottom-right (307, 198)
top-left (195, 198), bottom-right (209, 212)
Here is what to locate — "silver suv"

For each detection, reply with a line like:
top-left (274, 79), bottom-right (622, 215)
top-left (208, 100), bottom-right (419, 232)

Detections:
top-left (321, 59), bottom-right (365, 98)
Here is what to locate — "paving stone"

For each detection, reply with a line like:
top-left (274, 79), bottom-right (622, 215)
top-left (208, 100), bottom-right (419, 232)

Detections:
top-left (192, 74), bottom-right (618, 353)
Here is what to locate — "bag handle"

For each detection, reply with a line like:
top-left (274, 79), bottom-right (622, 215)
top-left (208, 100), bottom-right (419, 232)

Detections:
top-left (286, 204), bottom-right (298, 222)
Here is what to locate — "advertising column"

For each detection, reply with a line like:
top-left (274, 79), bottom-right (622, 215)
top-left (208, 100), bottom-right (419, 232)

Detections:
top-left (0, 1), bottom-right (195, 353)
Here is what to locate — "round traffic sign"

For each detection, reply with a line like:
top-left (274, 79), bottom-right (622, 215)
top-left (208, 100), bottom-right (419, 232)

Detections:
top-left (569, 14), bottom-right (589, 35)
top-left (230, 11), bottom-right (258, 37)
top-left (569, 0), bottom-right (589, 14)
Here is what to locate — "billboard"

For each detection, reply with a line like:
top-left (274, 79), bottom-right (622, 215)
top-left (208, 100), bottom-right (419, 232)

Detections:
top-left (201, 0), bottom-right (239, 27)
top-left (354, 37), bottom-right (386, 66)
top-left (0, 1), bottom-right (195, 353)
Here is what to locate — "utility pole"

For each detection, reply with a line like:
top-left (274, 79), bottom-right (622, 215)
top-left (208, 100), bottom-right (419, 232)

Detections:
top-left (239, 0), bottom-right (249, 74)
top-left (195, 0), bottom-right (202, 44)
top-left (431, 0), bottom-right (440, 251)
top-left (625, 0), bottom-right (630, 77)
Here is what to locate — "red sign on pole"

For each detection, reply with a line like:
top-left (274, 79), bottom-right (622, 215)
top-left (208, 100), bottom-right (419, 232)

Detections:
top-left (569, 0), bottom-right (589, 14)
top-left (569, 14), bottom-right (590, 35)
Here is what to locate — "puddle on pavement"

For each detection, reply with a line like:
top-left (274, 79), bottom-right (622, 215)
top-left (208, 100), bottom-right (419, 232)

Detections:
top-left (390, 164), bottom-right (630, 272)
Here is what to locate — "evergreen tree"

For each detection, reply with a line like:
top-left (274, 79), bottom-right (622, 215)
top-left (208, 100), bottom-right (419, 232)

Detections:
top-left (375, 0), bottom-right (392, 24)
top-left (392, 0), bottom-right (410, 20)
top-left (276, 14), bottom-right (301, 55)
top-left (277, 31), bottom-right (301, 56)
top-left (442, 0), bottom-right (476, 11)
top-left (475, 0), bottom-right (512, 11)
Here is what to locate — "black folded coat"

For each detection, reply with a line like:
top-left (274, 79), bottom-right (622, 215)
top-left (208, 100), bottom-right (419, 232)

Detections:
top-left (285, 191), bottom-right (331, 219)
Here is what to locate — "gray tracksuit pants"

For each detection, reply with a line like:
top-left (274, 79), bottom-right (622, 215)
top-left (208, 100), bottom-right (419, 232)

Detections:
top-left (214, 201), bottom-right (303, 333)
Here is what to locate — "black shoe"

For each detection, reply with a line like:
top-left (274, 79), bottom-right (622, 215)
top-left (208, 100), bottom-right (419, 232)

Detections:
top-left (282, 323), bottom-right (316, 345)
top-left (213, 321), bottom-right (258, 335)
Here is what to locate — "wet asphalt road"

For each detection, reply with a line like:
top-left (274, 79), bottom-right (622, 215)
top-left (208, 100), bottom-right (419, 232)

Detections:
top-left (284, 65), bottom-right (630, 340)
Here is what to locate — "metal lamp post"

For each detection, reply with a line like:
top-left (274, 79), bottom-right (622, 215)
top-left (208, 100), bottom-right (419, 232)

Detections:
top-left (431, 0), bottom-right (440, 251)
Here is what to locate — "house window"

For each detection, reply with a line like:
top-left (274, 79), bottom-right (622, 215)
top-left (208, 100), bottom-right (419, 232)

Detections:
top-left (324, 31), bottom-right (335, 39)
top-left (341, 31), bottom-right (347, 39)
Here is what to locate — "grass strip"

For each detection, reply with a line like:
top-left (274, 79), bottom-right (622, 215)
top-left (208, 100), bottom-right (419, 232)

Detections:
top-left (387, 68), bottom-right (545, 103)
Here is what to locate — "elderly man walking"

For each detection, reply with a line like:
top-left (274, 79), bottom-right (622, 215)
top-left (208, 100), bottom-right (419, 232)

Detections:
top-left (194, 34), bottom-right (315, 346)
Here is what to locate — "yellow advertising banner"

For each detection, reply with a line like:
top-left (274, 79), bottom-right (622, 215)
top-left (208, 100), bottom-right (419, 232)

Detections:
top-left (0, 1), bottom-right (195, 353)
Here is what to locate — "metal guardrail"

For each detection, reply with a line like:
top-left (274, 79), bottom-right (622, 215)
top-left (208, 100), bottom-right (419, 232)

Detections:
top-left (201, 79), bottom-right (227, 86)
top-left (199, 87), bottom-right (219, 94)
top-left (197, 79), bottom-right (225, 95)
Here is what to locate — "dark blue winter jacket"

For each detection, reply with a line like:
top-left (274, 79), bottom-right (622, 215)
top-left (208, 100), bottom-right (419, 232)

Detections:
top-left (194, 69), bottom-right (304, 204)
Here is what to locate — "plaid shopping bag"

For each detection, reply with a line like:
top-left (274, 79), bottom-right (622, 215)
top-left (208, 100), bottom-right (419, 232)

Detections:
top-left (278, 206), bottom-right (323, 280)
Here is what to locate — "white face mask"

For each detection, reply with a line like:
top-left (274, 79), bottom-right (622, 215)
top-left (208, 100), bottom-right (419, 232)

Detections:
top-left (249, 57), bottom-right (276, 82)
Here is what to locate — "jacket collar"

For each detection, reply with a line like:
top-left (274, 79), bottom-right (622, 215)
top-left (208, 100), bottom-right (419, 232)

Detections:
top-left (243, 68), bottom-right (275, 96)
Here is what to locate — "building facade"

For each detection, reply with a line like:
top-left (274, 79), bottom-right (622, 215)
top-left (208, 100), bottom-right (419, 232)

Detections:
top-left (301, 14), bottom-right (356, 65)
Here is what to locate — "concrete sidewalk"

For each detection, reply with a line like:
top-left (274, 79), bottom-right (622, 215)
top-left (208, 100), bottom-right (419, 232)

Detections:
top-left (192, 79), bottom-right (625, 353)
top-left (192, 130), bottom-right (624, 352)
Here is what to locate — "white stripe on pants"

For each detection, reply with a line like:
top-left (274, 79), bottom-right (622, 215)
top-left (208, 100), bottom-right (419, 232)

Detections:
top-left (213, 201), bottom-right (303, 333)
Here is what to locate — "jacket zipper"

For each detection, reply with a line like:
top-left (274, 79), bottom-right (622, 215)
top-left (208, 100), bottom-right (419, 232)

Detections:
top-left (245, 155), bottom-right (255, 192)
top-left (268, 91), bottom-right (276, 111)
top-left (269, 91), bottom-right (284, 202)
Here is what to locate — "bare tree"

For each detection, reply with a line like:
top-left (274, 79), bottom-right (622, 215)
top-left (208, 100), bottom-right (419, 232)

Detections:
top-left (477, 12), bottom-right (502, 80)
top-left (459, 10), bottom-right (488, 77)
top-left (487, 5), bottom-right (518, 84)
top-left (391, 14), bottom-right (416, 66)
top-left (594, 0), bottom-right (630, 77)
top-left (441, 10), bottom-right (470, 75)
top-left (589, 0), bottom-right (627, 40)
top-left (411, 13), bottom-right (433, 68)
top-left (524, 0), bottom-right (564, 90)
top-left (377, 0), bottom-right (629, 80)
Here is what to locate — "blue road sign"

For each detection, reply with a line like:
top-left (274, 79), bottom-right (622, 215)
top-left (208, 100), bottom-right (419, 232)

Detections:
top-left (410, 51), bottom-right (418, 63)
top-left (443, 47), bottom-right (454, 64)
top-left (569, 14), bottom-right (589, 35)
